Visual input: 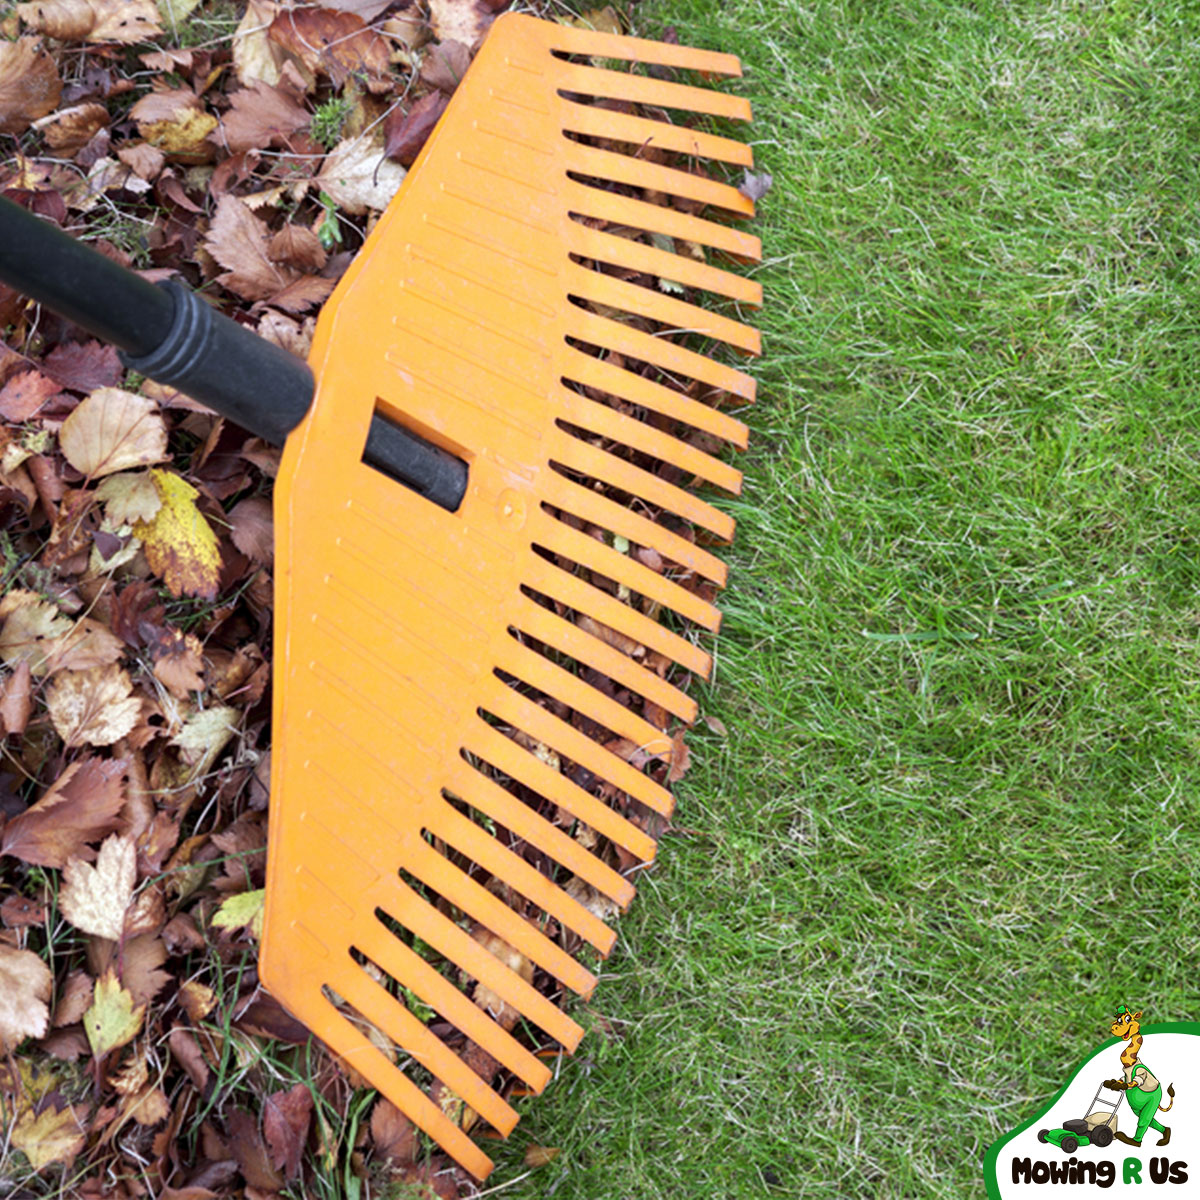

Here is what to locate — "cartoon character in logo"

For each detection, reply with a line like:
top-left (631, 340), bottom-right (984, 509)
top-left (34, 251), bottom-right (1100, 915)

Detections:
top-left (1102, 1005), bottom-right (1176, 1147)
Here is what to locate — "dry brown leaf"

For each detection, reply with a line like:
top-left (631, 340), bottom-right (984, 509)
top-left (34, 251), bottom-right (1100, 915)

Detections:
top-left (203, 195), bottom-right (301, 303)
top-left (37, 101), bottom-right (109, 153)
top-left (10, 1099), bottom-right (89, 1170)
top-left (116, 141), bottom-right (165, 180)
top-left (0, 38), bottom-right (62, 135)
top-left (152, 627), bottom-right (205, 698)
top-left (0, 660), bottom-right (33, 735)
top-left (18, 0), bottom-right (163, 42)
top-left (95, 469), bottom-right (162, 524)
top-left (60, 833), bottom-right (137, 940)
top-left (419, 38), bottom-right (470, 94)
top-left (383, 89), bottom-right (448, 166)
top-left (178, 980), bottom-right (216, 1022)
top-left (470, 928), bottom-right (533, 1027)
top-left (59, 388), bottom-right (168, 479)
top-left (128, 86), bottom-right (216, 162)
top-left (268, 224), bottom-right (326, 273)
top-left (46, 663), bottom-right (141, 748)
top-left (370, 1098), bottom-right (417, 1164)
top-left (268, 7), bottom-right (391, 91)
top-left (262, 1083), bottom-right (313, 1180)
top-left (0, 944), bottom-right (52, 1050)
top-left (228, 496), bottom-right (274, 563)
top-left (43, 339), bottom-right (123, 392)
top-left (524, 1145), bottom-right (561, 1168)
top-left (427, 0), bottom-right (493, 46)
top-left (120, 933), bottom-right (171, 1005)
top-left (53, 970), bottom-right (94, 1027)
top-left (233, 0), bottom-right (287, 87)
top-left (0, 369), bottom-right (61, 420)
top-left (0, 757), bottom-right (127, 868)
top-left (46, 617), bottom-right (126, 674)
top-left (315, 129), bottom-right (406, 215)
top-left (0, 598), bottom-right (73, 673)
top-left (213, 79), bottom-right (309, 154)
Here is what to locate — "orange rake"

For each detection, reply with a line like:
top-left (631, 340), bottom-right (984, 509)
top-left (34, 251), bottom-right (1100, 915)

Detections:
top-left (0, 12), bottom-right (760, 1181)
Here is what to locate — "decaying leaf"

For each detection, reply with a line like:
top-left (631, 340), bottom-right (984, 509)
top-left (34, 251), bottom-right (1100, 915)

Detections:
top-left (228, 495), bottom-right (273, 563)
top-left (0, 660), bottom-right (32, 735)
top-left (36, 100), bottom-right (110, 153)
top-left (133, 469), bottom-right (222, 600)
top-left (151, 626), bottom-right (206, 698)
top-left (0, 370), bottom-right (61, 420)
top-left (315, 129), bottom-right (406, 215)
top-left (46, 664), bottom-right (141, 747)
top-left (59, 833), bottom-right (137, 940)
top-left (0, 38), bottom-right (62, 135)
top-left (0, 597), bottom-right (73, 672)
top-left (128, 85), bottom-right (216, 161)
top-left (233, 0), bottom-right (287, 87)
top-left (58, 388), bottom-right (168, 479)
top-left (83, 970), bottom-right (146, 1058)
top-left (0, 756), bottom-right (127, 867)
top-left (0, 944), bottom-right (53, 1049)
top-left (383, 90), bottom-right (448, 166)
top-left (213, 78), bottom-right (309, 154)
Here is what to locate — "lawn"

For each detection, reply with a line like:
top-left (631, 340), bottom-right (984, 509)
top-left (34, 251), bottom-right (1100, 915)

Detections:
top-left (484, 2), bottom-right (1200, 1196)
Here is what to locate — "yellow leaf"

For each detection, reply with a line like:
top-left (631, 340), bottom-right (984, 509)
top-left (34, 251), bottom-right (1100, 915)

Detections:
top-left (172, 704), bottom-right (237, 773)
top-left (0, 944), bottom-right (52, 1050)
top-left (60, 833), bottom-right (137, 940)
top-left (156, 0), bottom-right (201, 28)
top-left (134, 469), bottom-right (222, 600)
top-left (524, 1145), bottom-right (562, 1168)
top-left (58, 388), bottom-right (168, 479)
top-left (11, 1099), bottom-right (89, 1170)
top-left (138, 105), bottom-right (217, 163)
top-left (83, 970), bottom-right (145, 1059)
top-left (212, 888), bottom-right (265, 939)
top-left (45, 663), bottom-right (141, 747)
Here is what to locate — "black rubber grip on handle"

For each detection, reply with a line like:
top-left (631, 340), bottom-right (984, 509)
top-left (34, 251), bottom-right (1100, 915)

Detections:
top-left (0, 194), bottom-right (468, 510)
top-left (121, 280), bottom-right (314, 447)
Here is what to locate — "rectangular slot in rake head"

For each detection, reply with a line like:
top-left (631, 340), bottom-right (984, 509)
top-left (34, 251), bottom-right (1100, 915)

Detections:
top-left (260, 12), bottom-right (761, 1181)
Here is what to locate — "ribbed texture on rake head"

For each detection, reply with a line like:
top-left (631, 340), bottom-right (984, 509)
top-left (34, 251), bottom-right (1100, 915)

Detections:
top-left (261, 12), bottom-right (759, 1181)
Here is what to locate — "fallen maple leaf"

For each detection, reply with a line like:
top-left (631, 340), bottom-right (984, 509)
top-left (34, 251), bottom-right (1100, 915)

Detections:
top-left (58, 387), bottom-right (168, 479)
top-left (60, 833), bottom-right (137, 940)
top-left (17, 0), bottom-right (163, 42)
top-left (263, 1083), bottom-right (313, 1180)
top-left (0, 38), bottom-right (62, 135)
top-left (10, 1098), bottom-right (89, 1170)
top-left (151, 626), bottom-right (206, 698)
top-left (46, 664), bottom-right (141, 748)
top-left (316, 129), bottom-right (406, 215)
top-left (120, 933), bottom-right (171, 1005)
top-left (213, 79), bottom-right (310, 154)
top-left (0, 757), bottom-right (127, 867)
top-left (133, 469), bottom-right (222, 600)
top-left (0, 944), bottom-right (52, 1049)
top-left (83, 970), bottom-right (145, 1058)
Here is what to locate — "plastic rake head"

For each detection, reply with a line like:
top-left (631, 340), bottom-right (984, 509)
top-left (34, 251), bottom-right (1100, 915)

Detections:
top-left (260, 12), bottom-right (760, 1180)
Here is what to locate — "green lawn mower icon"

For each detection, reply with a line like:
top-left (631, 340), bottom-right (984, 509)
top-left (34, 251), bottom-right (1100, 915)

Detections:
top-left (1038, 1083), bottom-right (1124, 1153)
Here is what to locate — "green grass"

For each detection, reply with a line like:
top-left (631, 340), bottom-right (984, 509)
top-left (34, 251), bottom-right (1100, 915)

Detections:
top-left (486, 2), bottom-right (1200, 1196)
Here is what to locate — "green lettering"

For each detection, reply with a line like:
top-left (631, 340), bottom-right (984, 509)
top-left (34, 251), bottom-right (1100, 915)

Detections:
top-left (1123, 1158), bottom-right (1142, 1184)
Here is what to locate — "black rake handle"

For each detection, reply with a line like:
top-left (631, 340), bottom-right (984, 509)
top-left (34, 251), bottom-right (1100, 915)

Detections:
top-left (0, 195), bottom-right (466, 511)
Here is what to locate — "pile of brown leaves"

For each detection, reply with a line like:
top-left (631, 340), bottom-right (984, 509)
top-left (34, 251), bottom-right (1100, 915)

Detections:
top-left (0, 0), bottom-right (755, 1192)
